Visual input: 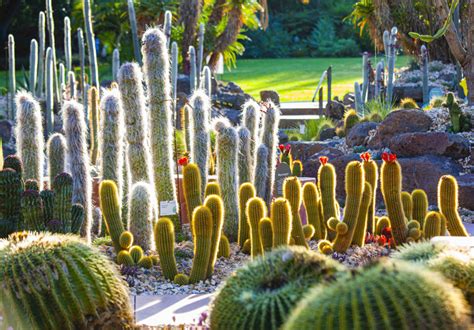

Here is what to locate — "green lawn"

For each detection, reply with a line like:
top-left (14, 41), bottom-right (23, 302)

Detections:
top-left (221, 56), bottom-right (411, 102)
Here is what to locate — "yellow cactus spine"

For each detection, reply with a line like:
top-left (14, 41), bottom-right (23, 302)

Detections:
top-left (437, 175), bottom-right (468, 236)
top-left (246, 197), bottom-right (268, 259)
top-left (303, 224), bottom-right (315, 240)
top-left (302, 182), bottom-right (326, 240)
top-left (258, 217), bottom-right (273, 253)
top-left (205, 182), bottom-right (221, 197)
top-left (204, 195), bottom-right (224, 277)
top-left (217, 235), bottom-right (231, 258)
top-left (412, 189), bottom-right (428, 227)
top-left (401, 191), bottom-right (413, 221)
top-left (317, 157), bottom-right (337, 240)
top-left (361, 152), bottom-right (378, 233)
top-left (283, 177), bottom-right (308, 247)
top-left (271, 198), bottom-right (292, 248)
top-left (352, 182), bottom-right (372, 246)
top-left (183, 163), bottom-right (202, 223)
top-left (423, 211), bottom-right (442, 239)
top-left (154, 218), bottom-right (178, 280)
top-left (99, 180), bottom-right (125, 253)
top-left (189, 206), bottom-right (213, 283)
top-left (238, 183), bottom-right (256, 247)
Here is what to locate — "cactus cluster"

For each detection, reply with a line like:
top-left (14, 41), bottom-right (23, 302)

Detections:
top-left (443, 92), bottom-right (472, 133)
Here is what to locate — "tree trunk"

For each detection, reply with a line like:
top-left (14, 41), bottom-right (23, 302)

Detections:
top-left (466, 61), bottom-right (474, 104)
top-left (179, 0), bottom-right (202, 74)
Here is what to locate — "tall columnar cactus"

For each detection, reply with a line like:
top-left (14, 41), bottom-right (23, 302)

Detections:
top-left (189, 90), bottom-right (210, 194)
top-left (374, 61), bottom-right (383, 99)
top-left (88, 86), bottom-right (100, 165)
top-left (46, 133), bottom-right (67, 187)
top-left (127, 0), bottom-right (142, 65)
top-left (46, 0), bottom-right (59, 103)
top-left (112, 48), bottom-right (120, 82)
top-left (59, 64), bottom-right (65, 102)
top-left (182, 104), bottom-right (192, 153)
top-left (67, 71), bottom-right (76, 101)
top-left (361, 51), bottom-right (369, 102)
top-left (3, 155), bottom-right (23, 176)
top-left (128, 182), bottom-right (154, 251)
top-left (142, 28), bottom-right (178, 225)
top-left (29, 39), bottom-right (38, 95)
top-left (258, 217), bottom-right (273, 252)
top-left (64, 17), bottom-right (72, 72)
top-left (8, 35), bottom-right (15, 119)
top-left (197, 23), bottom-right (205, 85)
top-left (155, 218), bottom-right (178, 280)
top-left (242, 100), bottom-right (261, 177)
top-left (215, 123), bottom-right (239, 241)
top-left (271, 198), bottom-right (292, 248)
top-left (352, 182), bottom-right (373, 247)
top-left (183, 163), bottom-right (202, 221)
top-left (421, 45), bottom-right (429, 105)
top-left (412, 189), bottom-right (428, 227)
top-left (52, 172), bottom-right (73, 232)
top-left (438, 175), bottom-right (468, 236)
top-left (189, 46), bottom-right (197, 93)
top-left (171, 42), bottom-right (178, 111)
top-left (36, 12), bottom-right (46, 97)
top-left (386, 27), bottom-right (398, 104)
top-left (443, 92), bottom-right (463, 133)
top-left (0, 232), bottom-right (134, 329)
top-left (83, 0), bottom-right (99, 88)
top-left (302, 183), bottom-right (326, 240)
top-left (204, 195), bottom-right (224, 277)
top-left (423, 211), bottom-right (442, 239)
top-left (238, 183), bottom-right (255, 247)
top-left (401, 191), bottom-right (413, 221)
top-left (62, 100), bottom-right (92, 242)
top-left (237, 127), bottom-right (252, 185)
top-left (21, 190), bottom-right (44, 231)
top-left (99, 89), bottom-right (125, 199)
top-left (260, 103), bottom-right (280, 205)
top-left (15, 92), bottom-right (44, 188)
top-left (163, 10), bottom-right (172, 48)
top-left (0, 169), bottom-right (23, 237)
top-left (202, 66), bottom-right (212, 99)
top-left (246, 197), bottom-right (267, 259)
top-left (45, 47), bottom-right (54, 135)
top-left (283, 177), bottom-right (308, 247)
top-left (189, 206), bottom-right (213, 283)
top-left (205, 182), bottom-right (221, 197)
top-left (253, 144), bottom-right (268, 199)
top-left (77, 28), bottom-right (87, 114)
top-left (354, 82), bottom-right (363, 115)
top-left (361, 152), bottom-right (378, 233)
top-left (318, 157), bottom-right (338, 240)
top-left (99, 180), bottom-right (124, 252)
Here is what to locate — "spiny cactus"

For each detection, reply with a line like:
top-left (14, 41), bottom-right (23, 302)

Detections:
top-left (45, 47), bottom-right (54, 135)
top-left (318, 157), bottom-right (338, 240)
top-left (361, 152), bottom-right (378, 233)
top-left (386, 27), bottom-right (398, 104)
top-left (0, 232), bottom-right (134, 329)
top-left (0, 169), bottom-right (23, 237)
top-left (260, 103), bottom-right (280, 205)
top-left (421, 45), bottom-right (429, 105)
top-left (59, 63), bottom-right (65, 99)
top-left (443, 92), bottom-right (464, 133)
top-left (77, 28), bottom-right (86, 114)
top-left (112, 48), bottom-right (120, 81)
top-left (15, 92), bottom-right (44, 188)
top-left (246, 197), bottom-right (267, 259)
top-left (52, 173), bottom-right (73, 233)
top-left (21, 190), bottom-right (44, 231)
top-left (412, 189), bottom-right (428, 227)
top-left (237, 127), bottom-right (252, 185)
top-left (174, 273), bottom-right (190, 286)
top-left (344, 109), bottom-right (359, 134)
top-left (138, 256), bottom-right (153, 269)
top-left (438, 175), bottom-right (468, 236)
top-left (217, 235), bottom-right (231, 258)
top-left (128, 182), bottom-right (154, 251)
top-left (423, 211), bottom-right (442, 239)
top-left (361, 52), bottom-right (369, 103)
top-left (24, 179), bottom-right (39, 191)
top-left (3, 155), bottom-right (23, 176)
top-left (46, 0), bottom-right (59, 103)
top-left (352, 182), bottom-right (372, 247)
top-left (279, 144), bottom-right (293, 167)
top-left (66, 71), bottom-right (76, 101)
top-left (40, 189), bottom-right (54, 225)
top-left (64, 17), bottom-right (72, 72)
top-left (292, 160), bottom-right (303, 177)
top-left (182, 104), bottom-right (192, 153)
top-left (62, 100), bottom-right (92, 242)
top-left (374, 61), bottom-right (383, 98)
top-left (171, 42), bottom-right (178, 114)
top-left (29, 39), bottom-right (38, 95)
top-left (271, 198), bottom-right (292, 248)
top-left (401, 191), bottom-right (413, 221)
top-left (130, 245), bottom-right (144, 264)
top-left (242, 100), bottom-right (261, 179)
top-left (354, 82), bottom-right (363, 115)
top-left (197, 23), bottom-right (205, 84)
top-left (202, 66), bottom-right (212, 99)
top-left (183, 163), bottom-right (202, 225)
top-left (238, 183), bottom-right (255, 248)
top-left (374, 216), bottom-right (390, 236)
top-left (119, 231), bottom-right (134, 250)
top-left (399, 97), bottom-right (419, 109)
top-left (127, 0), bottom-right (142, 65)
top-left (83, 0), bottom-right (99, 88)
top-left (189, 206), bottom-right (213, 283)
top-left (283, 260), bottom-right (470, 330)
top-left (253, 144), bottom-right (269, 200)
top-left (302, 182), bottom-right (326, 240)
top-left (154, 217), bottom-right (178, 280)
top-left (205, 182), bottom-right (221, 197)
top-left (36, 12), bottom-right (45, 97)
top-left (209, 246), bottom-right (347, 330)
top-left (189, 46), bottom-right (197, 93)
top-left (163, 10), bottom-right (172, 48)
top-left (283, 177), bottom-right (308, 247)
top-left (7, 35), bottom-right (16, 119)
top-left (88, 86), bottom-right (100, 165)
top-left (117, 250), bottom-right (134, 266)
top-left (204, 195), bottom-right (224, 276)
top-left (99, 180), bottom-right (124, 252)
top-left (46, 133), bottom-right (67, 187)
top-left (259, 217), bottom-right (273, 252)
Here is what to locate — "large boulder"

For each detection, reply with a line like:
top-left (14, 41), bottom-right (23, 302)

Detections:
top-left (289, 140), bottom-right (342, 163)
top-left (388, 132), bottom-right (471, 159)
top-left (326, 100), bottom-right (345, 121)
top-left (319, 127), bottom-right (336, 141)
top-left (458, 174), bottom-right (474, 210)
top-left (367, 110), bottom-right (432, 149)
top-left (302, 148), bottom-right (345, 178)
top-left (346, 122), bottom-right (378, 147)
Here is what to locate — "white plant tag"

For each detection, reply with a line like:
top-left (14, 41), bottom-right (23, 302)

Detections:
top-left (299, 124), bottom-right (306, 134)
top-left (160, 201), bottom-right (177, 216)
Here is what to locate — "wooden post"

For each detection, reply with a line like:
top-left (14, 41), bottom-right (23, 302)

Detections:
top-left (327, 66), bottom-right (332, 103)
top-left (319, 86), bottom-right (323, 116)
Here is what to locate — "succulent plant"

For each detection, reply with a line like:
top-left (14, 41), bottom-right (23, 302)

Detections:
top-left (283, 177), bottom-right (308, 247)
top-left (246, 197), bottom-right (267, 259)
top-left (438, 175), bottom-right (468, 236)
top-left (99, 180), bottom-right (125, 253)
top-left (204, 195), bottom-right (224, 276)
top-left (238, 183), bottom-right (255, 248)
top-left (46, 133), bottom-right (67, 188)
top-left (271, 198), bottom-right (292, 248)
top-left (189, 206), bottom-right (213, 283)
top-left (154, 217), bottom-right (178, 280)
top-left (128, 182), bottom-right (154, 251)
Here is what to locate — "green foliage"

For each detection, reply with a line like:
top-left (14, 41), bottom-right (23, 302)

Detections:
top-left (301, 118), bottom-right (334, 141)
top-left (399, 97), bottom-right (419, 109)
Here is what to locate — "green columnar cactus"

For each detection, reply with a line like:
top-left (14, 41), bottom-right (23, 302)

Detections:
top-left (423, 211), bottom-right (442, 239)
top-left (8, 35), bottom-right (16, 119)
top-left (242, 100), bottom-right (261, 179)
top-left (271, 198), bottom-right (292, 248)
top-left (317, 158), bottom-right (337, 240)
top-left (246, 197), bottom-right (267, 259)
top-left (283, 260), bottom-right (470, 330)
top-left (197, 23), bottom-right (205, 84)
top-left (64, 17), bottom-right (72, 72)
top-left (412, 189), bottom-right (428, 227)
top-left (127, 0), bottom-right (142, 65)
top-left (45, 0), bottom-right (59, 103)
top-left (119, 231), bottom-right (134, 249)
top-left (128, 182), bottom-right (154, 251)
top-left (204, 195), bottom-right (224, 276)
top-left (21, 190), bottom-right (44, 231)
top-left (15, 92), bottom-right (44, 188)
top-left (0, 232), bottom-right (134, 329)
top-left (99, 89), bottom-right (125, 198)
top-left (443, 92), bottom-right (462, 133)
top-left (29, 39), bottom-right (38, 95)
top-left (163, 10), bottom-right (172, 48)
top-left (62, 100), bottom-right (92, 242)
top-left (3, 155), bottom-right (23, 177)
top-left (189, 46), bottom-right (197, 93)
top-left (283, 177), bottom-right (308, 247)
top-left (438, 175), bottom-right (468, 236)
top-left (302, 183), bottom-right (325, 240)
top-left (190, 206), bottom-right (213, 283)
top-left (238, 183), bottom-right (255, 247)
top-left (77, 28), bottom-right (86, 114)
top-left (215, 123), bottom-right (239, 241)
top-left (142, 28), bottom-right (178, 227)
top-left (52, 173), bottom-right (73, 232)
top-left (386, 27), bottom-right (397, 104)
top-left (24, 179), bottom-right (39, 191)
top-left (46, 133), bottom-right (67, 187)
top-left (138, 256), bottom-right (153, 268)
top-left (183, 163), bottom-right (202, 224)
top-left (354, 82), bottom-right (363, 115)
top-left (117, 250), bottom-right (135, 266)
top-left (217, 235), bottom-right (231, 258)
top-left (189, 91), bottom-right (210, 195)
top-left (112, 49), bottom-right (120, 82)
top-left (361, 52), bottom-right (369, 102)
top-left (253, 144), bottom-right (269, 199)
top-left (259, 217), bottom-right (273, 252)
top-left (155, 217), bottom-right (178, 280)
top-left (260, 104), bottom-right (280, 205)
top-left (421, 45), bottom-right (429, 105)
top-left (40, 190), bottom-right (54, 228)
top-left (99, 180), bottom-right (124, 252)
top-left (401, 191), bottom-right (413, 221)
top-left (71, 204), bottom-right (85, 234)
top-left (202, 66), bottom-right (212, 98)
top-left (182, 104), bottom-right (192, 153)
top-left (88, 87), bottom-right (99, 165)
top-left (292, 160), bottom-right (303, 177)
top-left (361, 153), bottom-right (378, 233)
top-left (0, 169), bottom-right (23, 237)
top-left (237, 127), bottom-right (252, 186)
top-left (279, 147), bottom-right (293, 167)
top-left (83, 0), bottom-right (99, 88)
top-left (36, 12), bottom-right (45, 97)
top-left (210, 246), bottom-right (347, 330)
top-left (205, 182), bottom-right (221, 197)
top-left (352, 182), bottom-right (372, 247)
top-left (45, 47), bottom-right (54, 135)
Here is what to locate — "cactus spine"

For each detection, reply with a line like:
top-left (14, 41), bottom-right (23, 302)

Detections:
top-left (189, 46), bottom-right (197, 93)
top-left (45, 47), bottom-right (54, 135)
top-left (318, 160), bottom-right (338, 240)
top-left (62, 100), bottom-right (92, 242)
top-left (237, 127), bottom-right (252, 185)
top-left (29, 39), bottom-right (38, 95)
top-left (77, 28), bottom-right (86, 110)
top-left (259, 217), bottom-right (273, 252)
top-left (197, 23), bottom-right (205, 85)
top-left (83, 0), bottom-right (99, 88)
top-left (128, 182), bottom-right (154, 251)
top-left (386, 27), bottom-right (397, 104)
top-left (46, 133), bottom-right (67, 187)
top-left (438, 175), bottom-right (468, 236)
top-left (421, 45), bottom-right (429, 105)
top-left (52, 173), bottom-right (73, 232)
top-left (155, 218), bottom-right (178, 280)
top-left (99, 180), bottom-right (125, 252)
top-left (412, 189), bottom-right (428, 227)
top-left (8, 35), bottom-right (15, 119)
top-left (36, 12), bottom-right (46, 97)
top-left (243, 100), bottom-right (261, 179)
top-left (238, 183), bottom-right (255, 247)
top-left (352, 182), bottom-right (372, 246)
top-left (271, 198), bottom-right (292, 248)
top-left (202, 66), bottom-right (212, 98)
top-left (302, 182), bottom-right (326, 240)
top-left (183, 163), bottom-right (202, 221)
top-left (205, 182), bottom-right (221, 197)
top-left (246, 197), bottom-right (267, 258)
top-left (253, 144), bottom-right (269, 199)
top-left (401, 191), bottom-right (413, 221)
top-left (88, 86), bottom-right (99, 165)
top-left (204, 195), bottom-right (224, 277)
top-left (64, 17), bottom-right (72, 73)
top-left (423, 211), bottom-right (442, 239)
top-left (112, 49), bottom-right (120, 82)
top-left (189, 206), bottom-right (213, 283)
top-left (361, 154), bottom-right (378, 233)
top-left (46, 0), bottom-right (59, 103)
top-left (260, 104), bottom-right (280, 205)
top-left (127, 0), bottom-right (142, 65)
top-left (361, 51), bottom-right (369, 102)
top-left (15, 92), bottom-right (44, 188)
top-left (283, 177), bottom-right (308, 247)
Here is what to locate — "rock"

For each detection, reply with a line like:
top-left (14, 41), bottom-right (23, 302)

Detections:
top-left (260, 90), bottom-right (280, 105)
top-left (326, 100), bottom-right (345, 120)
top-left (177, 74), bottom-right (191, 96)
top-left (346, 122), bottom-right (378, 147)
top-left (343, 93), bottom-right (355, 107)
top-left (218, 108), bottom-right (241, 126)
top-left (393, 86), bottom-right (423, 102)
top-left (367, 110), bottom-right (433, 149)
top-left (289, 140), bottom-right (342, 162)
top-left (278, 130), bottom-right (289, 144)
top-left (0, 120), bottom-right (14, 143)
top-left (223, 82), bottom-right (244, 94)
top-left (216, 91), bottom-right (249, 109)
top-left (302, 148), bottom-right (345, 178)
top-left (457, 174), bottom-right (474, 210)
top-left (389, 132), bottom-right (471, 159)
top-left (319, 127), bottom-right (336, 141)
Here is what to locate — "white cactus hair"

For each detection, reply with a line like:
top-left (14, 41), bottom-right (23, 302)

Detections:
top-left (15, 91), bottom-right (44, 188)
top-left (253, 143), bottom-right (269, 199)
top-left (241, 99), bottom-right (261, 180)
top-left (62, 100), bottom-right (92, 243)
top-left (237, 126), bottom-right (251, 185)
top-left (46, 132), bottom-right (67, 187)
top-left (128, 181), bottom-right (154, 251)
top-left (212, 116), bottom-right (232, 134)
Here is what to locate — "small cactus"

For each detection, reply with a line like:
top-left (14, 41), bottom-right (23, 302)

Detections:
top-left (438, 175), bottom-right (468, 236)
top-left (318, 157), bottom-right (337, 240)
top-left (217, 234), bottom-right (231, 258)
top-left (204, 195), bottom-right (224, 276)
top-left (174, 273), bottom-right (190, 285)
top-left (303, 224), bottom-right (315, 240)
top-left (237, 127), bottom-right (252, 185)
top-left (423, 211), bottom-right (442, 239)
top-left (271, 198), bottom-right (292, 248)
top-left (154, 218), bottom-right (178, 280)
top-left (46, 133), bottom-right (67, 188)
top-left (242, 100), bottom-right (261, 179)
top-left (302, 183), bottom-right (326, 240)
top-left (189, 206), bottom-right (213, 283)
top-left (183, 163), bottom-right (203, 223)
top-left (99, 180), bottom-right (125, 253)
top-left (361, 152), bottom-right (378, 233)
top-left (29, 39), bottom-right (38, 95)
top-left (253, 144), bottom-right (269, 200)
top-left (119, 231), bottom-right (134, 250)
top-left (283, 177), bottom-right (308, 248)
top-left (128, 182), bottom-right (154, 251)
top-left (258, 217), bottom-right (273, 252)
top-left (117, 250), bottom-right (135, 266)
top-left (52, 173), bottom-right (73, 233)
top-left (401, 191), bottom-right (413, 221)
top-left (138, 256), bottom-right (153, 269)
top-left (88, 87), bottom-right (100, 165)
top-left (260, 103), bottom-right (280, 205)
top-left (412, 189), bottom-right (428, 228)
top-left (238, 183), bottom-right (256, 248)
top-left (246, 197), bottom-right (267, 259)
top-left (205, 182), bottom-right (221, 197)
top-left (129, 245), bottom-right (144, 264)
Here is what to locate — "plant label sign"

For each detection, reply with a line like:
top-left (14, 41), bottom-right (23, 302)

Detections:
top-left (160, 201), bottom-right (177, 216)
top-left (274, 162), bottom-right (292, 197)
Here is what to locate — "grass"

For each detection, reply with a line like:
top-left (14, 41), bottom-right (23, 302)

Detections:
top-left (221, 56), bottom-right (411, 102)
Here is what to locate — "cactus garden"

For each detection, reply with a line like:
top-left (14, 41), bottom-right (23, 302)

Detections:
top-left (1, 0), bottom-right (474, 329)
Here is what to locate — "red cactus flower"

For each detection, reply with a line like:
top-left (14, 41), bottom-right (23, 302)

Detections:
top-left (178, 157), bottom-right (189, 167)
top-left (382, 227), bottom-right (392, 237)
top-left (382, 152), bottom-right (397, 163)
top-left (319, 156), bottom-right (328, 166)
top-left (285, 144), bottom-right (291, 152)
top-left (378, 235), bottom-right (387, 246)
top-left (279, 144), bottom-right (285, 152)
top-left (360, 152), bottom-right (371, 162)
